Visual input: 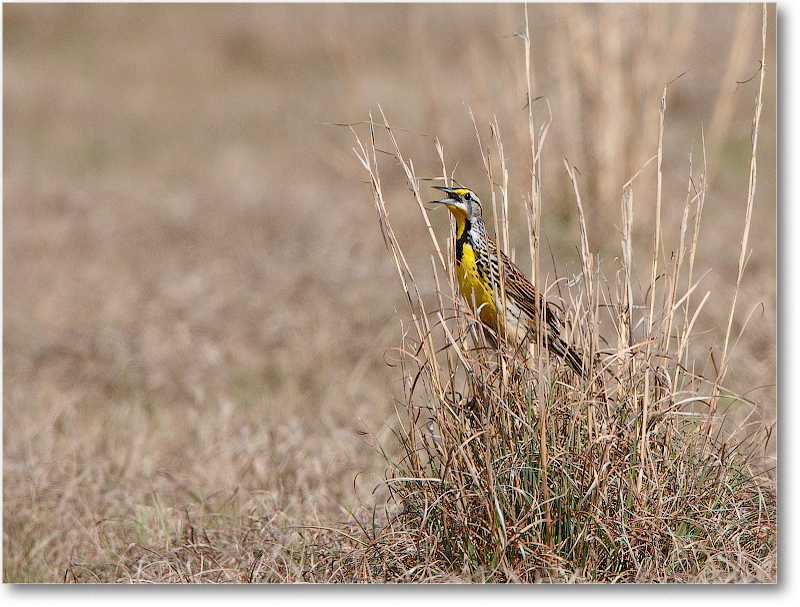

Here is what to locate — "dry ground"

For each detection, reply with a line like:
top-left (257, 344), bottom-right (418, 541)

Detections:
top-left (3, 4), bottom-right (776, 582)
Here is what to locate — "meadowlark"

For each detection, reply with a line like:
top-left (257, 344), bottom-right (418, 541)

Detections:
top-left (432, 185), bottom-right (583, 375)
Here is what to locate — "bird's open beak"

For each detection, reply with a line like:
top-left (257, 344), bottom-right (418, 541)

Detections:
top-left (431, 185), bottom-right (457, 204)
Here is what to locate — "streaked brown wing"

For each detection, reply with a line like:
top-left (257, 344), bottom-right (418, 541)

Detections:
top-left (488, 239), bottom-right (563, 338)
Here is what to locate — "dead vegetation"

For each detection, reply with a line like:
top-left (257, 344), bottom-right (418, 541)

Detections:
top-left (345, 6), bottom-right (775, 580)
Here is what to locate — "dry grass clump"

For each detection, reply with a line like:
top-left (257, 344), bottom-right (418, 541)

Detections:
top-left (348, 8), bottom-right (775, 583)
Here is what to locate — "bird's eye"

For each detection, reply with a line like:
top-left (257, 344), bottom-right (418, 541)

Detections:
top-left (464, 192), bottom-right (472, 201)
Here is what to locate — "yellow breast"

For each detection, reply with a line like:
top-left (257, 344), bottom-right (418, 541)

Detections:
top-left (456, 242), bottom-right (502, 332)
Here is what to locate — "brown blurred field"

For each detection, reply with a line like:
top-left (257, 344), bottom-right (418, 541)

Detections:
top-left (3, 4), bottom-right (776, 582)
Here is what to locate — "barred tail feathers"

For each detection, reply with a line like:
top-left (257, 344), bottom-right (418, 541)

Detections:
top-left (546, 334), bottom-right (584, 376)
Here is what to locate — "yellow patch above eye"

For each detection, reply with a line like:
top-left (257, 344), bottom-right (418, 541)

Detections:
top-left (452, 188), bottom-right (470, 197)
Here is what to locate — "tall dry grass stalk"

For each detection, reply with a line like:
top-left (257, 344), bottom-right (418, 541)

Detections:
top-left (350, 5), bottom-right (774, 582)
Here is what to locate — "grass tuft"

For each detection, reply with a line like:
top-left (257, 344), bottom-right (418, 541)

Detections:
top-left (349, 6), bottom-right (775, 583)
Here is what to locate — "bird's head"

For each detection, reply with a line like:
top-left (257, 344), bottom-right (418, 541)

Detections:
top-left (431, 186), bottom-right (483, 222)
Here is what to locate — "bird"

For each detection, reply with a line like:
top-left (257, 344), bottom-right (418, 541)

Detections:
top-left (431, 185), bottom-right (583, 375)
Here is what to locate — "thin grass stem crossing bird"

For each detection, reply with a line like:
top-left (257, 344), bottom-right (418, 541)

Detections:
top-left (432, 185), bottom-right (584, 375)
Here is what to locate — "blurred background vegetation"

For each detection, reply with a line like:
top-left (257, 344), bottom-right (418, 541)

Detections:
top-left (3, 3), bottom-right (775, 581)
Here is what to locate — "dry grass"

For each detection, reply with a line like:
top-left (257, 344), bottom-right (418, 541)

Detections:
top-left (3, 4), bottom-right (775, 583)
top-left (346, 6), bottom-right (775, 581)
